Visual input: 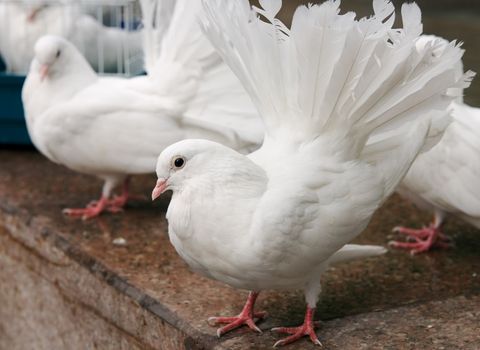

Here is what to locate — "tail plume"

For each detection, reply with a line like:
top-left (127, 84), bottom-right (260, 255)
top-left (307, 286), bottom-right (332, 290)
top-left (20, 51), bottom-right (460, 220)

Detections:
top-left (202, 0), bottom-right (471, 156)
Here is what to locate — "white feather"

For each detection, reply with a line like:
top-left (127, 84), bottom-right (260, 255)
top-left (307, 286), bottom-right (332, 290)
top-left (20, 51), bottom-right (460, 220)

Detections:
top-left (394, 35), bottom-right (480, 241)
top-left (399, 100), bottom-right (480, 229)
top-left (327, 244), bottom-right (387, 266)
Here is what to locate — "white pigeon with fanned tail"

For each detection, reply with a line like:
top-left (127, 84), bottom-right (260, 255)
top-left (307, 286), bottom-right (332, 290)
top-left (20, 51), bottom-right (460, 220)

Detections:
top-left (152, 0), bottom-right (470, 347)
top-left (22, 0), bottom-right (263, 219)
top-left (391, 36), bottom-right (478, 254)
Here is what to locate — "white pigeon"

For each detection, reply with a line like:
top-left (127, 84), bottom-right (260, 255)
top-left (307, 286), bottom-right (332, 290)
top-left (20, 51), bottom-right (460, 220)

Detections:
top-left (22, 0), bottom-right (263, 219)
top-left (391, 35), bottom-right (479, 254)
top-left (0, 1), bottom-right (142, 74)
top-left (151, 0), bottom-right (470, 346)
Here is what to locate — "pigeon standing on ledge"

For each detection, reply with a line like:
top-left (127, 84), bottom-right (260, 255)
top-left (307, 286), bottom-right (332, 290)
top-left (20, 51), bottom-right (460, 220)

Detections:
top-left (391, 36), bottom-right (479, 254)
top-left (22, 0), bottom-right (263, 219)
top-left (152, 0), bottom-right (470, 346)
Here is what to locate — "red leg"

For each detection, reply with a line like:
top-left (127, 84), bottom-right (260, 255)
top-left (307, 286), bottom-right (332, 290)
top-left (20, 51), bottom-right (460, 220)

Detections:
top-left (63, 196), bottom-right (109, 220)
top-left (108, 178), bottom-right (130, 209)
top-left (208, 291), bottom-right (267, 337)
top-left (272, 307), bottom-right (322, 347)
top-left (108, 178), bottom-right (146, 210)
top-left (390, 223), bottom-right (452, 254)
top-left (392, 226), bottom-right (432, 239)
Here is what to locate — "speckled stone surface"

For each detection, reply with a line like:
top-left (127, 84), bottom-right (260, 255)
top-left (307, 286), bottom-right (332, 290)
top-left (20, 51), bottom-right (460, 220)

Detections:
top-left (0, 150), bottom-right (479, 349)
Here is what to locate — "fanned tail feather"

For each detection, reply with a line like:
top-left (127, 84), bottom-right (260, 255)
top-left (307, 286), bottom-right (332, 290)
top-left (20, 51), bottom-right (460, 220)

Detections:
top-left (414, 35), bottom-right (473, 102)
top-left (362, 34), bottom-right (475, 196)
top-left (202, 0), bottom-right (470, 158)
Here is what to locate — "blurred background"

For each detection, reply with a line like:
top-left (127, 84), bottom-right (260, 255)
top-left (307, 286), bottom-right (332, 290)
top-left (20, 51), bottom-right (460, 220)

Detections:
top-left (0, 0), bottom-right (144, 144)
top-left (0, 0), bottom-right (479, 144)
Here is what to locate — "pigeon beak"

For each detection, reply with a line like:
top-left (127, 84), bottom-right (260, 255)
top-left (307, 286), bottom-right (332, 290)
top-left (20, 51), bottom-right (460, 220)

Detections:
top-left (152, 178), bottom-right (168, 201)
top-left (27, 10), bottom-right (37, 22)
top-left (27, 5), bottom-right (45, 22)
top-left (39, 65), bottom-right (49, 81)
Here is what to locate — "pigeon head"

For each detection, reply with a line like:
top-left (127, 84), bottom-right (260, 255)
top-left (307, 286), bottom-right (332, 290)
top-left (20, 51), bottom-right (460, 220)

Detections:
top-left (32, 35), bottom-right (73, 81)
top-left (152, 139), bottom-right (235, 200)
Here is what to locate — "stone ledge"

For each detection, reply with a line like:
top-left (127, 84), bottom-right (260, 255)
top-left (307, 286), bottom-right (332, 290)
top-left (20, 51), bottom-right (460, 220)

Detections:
top-left (0, 150), bottom-right (479, 349)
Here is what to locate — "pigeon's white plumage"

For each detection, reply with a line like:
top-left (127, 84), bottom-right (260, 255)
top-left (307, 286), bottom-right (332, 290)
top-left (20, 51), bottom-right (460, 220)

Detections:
top-left (399, 103), bottom-right (480, 226)
top-left (392, 36), bottom-right (479, 253)
top-left (0, 1), bottom-right (142, 74)
top-left (22, 0), bottom-right (263, 219)
top-left (152, 0), bottom-right (469, 346)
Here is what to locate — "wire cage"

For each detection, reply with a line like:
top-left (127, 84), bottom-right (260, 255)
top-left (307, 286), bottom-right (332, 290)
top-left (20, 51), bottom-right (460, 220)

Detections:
top-left (0, 0), bottom-right (144, 76)
top-left (0, 0), bottom-right (144, 144)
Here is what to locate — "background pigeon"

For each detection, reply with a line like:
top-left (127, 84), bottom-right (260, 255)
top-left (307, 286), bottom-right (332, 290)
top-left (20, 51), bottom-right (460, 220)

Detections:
top-left (391, 35), bottom-right (478, 254)
top-left (22, 0), bottom-right (263, 219)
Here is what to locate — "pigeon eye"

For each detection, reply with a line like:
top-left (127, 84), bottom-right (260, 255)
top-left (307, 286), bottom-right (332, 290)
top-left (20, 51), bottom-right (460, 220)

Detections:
top-left (56, 50), bottom-right (61, 58)
top-left (172, 156), bottom-right (185, 169)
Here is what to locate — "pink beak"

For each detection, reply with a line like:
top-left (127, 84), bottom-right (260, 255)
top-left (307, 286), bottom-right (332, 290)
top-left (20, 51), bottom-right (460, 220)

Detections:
top-left (152, 179), bottom-right (168, 201)
top-left (27, 10), bottom-right (37, 22)
top-left (39, 65), bottom-right (49, 81)
top-left (27, 5), bottom-right (46, 22)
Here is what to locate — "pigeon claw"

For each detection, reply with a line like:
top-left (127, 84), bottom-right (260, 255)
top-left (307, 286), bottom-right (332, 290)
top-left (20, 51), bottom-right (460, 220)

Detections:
top-left (63, 196), bottom-right (123, 220)
top-left (209, 313), bottom-right (265, 337)
top-left (272, 323), bottom-right (322, 347)
top-left (390, 224), bottom-right (452, 254)
top-left (207, 291), bottom-right (266, 337)
top-left (63, 205), bottom-right (106, 220)
top-left (109, 195), bottom-right (128, 209)
top-left (272, 307), bottom-right (321, 347)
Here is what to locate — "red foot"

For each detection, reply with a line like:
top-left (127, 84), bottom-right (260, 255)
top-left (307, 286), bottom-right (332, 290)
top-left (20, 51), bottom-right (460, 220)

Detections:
top-left (272, 307), bottom-right (321, 347)
top-left (108, 178), bottom-right (147, 208)
top-left (63, 197), bottom-right (110, 220)
top-left (107, 193), bottom-right (147, 208)
top-left (207, 291), bottom-right (267, 337)
top-left (390, 224), bottom-right (452, 254)
top-left (62, 178), bottom-right (145, 220)
top-left (64, 195), bottom-right (129, 219)
top-left (109, 194), bottom-right (128, 209)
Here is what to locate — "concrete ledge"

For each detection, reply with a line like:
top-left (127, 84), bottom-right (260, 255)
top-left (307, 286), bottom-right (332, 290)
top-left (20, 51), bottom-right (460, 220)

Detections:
top-left (0, 226), bottom-right (191, 350)
top-left (0, 150), bottom-right (479, 350)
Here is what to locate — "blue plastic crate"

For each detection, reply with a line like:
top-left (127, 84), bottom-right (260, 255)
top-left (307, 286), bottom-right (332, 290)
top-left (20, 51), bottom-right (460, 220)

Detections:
top-left (0, 58), bottom-right (30, 145)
